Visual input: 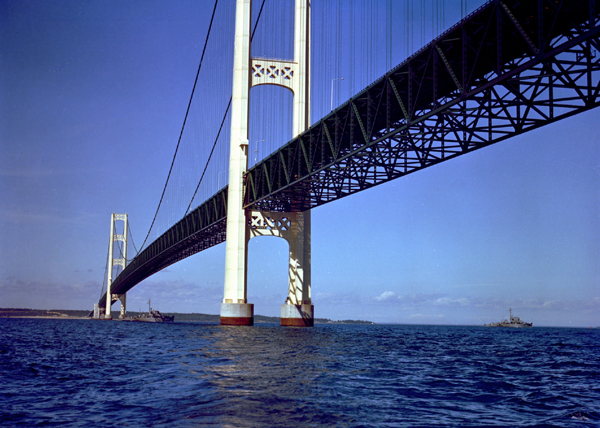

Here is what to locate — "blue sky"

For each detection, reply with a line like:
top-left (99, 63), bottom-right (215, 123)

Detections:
top-left (1, 0), bottom-right (599, 327)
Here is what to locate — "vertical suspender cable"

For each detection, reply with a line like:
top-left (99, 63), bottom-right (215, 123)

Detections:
top-left (139, 0), bottom-right (221, 251)
top-left (185, 0), bottom-right (266, 216)
top-left (387, 0), bottom-right (390, 74)
top-left (405, 0), bottom-right (409, 58)
top-left (421, 0), bottom-right (424, 47)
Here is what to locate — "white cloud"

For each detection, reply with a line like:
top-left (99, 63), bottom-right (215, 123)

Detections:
top-left (125, 279), bottom-right (223, 313)
top-left (0, 206), bottom-right (96, 226)
top-left (408, 313), bottom-right (444, 319)
top-left (0, 168), bottom-right (63, 178)
top-left (434, 297), bottom-right (469, 307)
top-left (2, 275), bottom-right (598, 326)
top-left (375, 291), bottom-right (396, 301)
top-left (0, 277), bottom-right (100, 310)
top-left (370, 292), bottom-right (448, 306)
top-left (397, 293), bottom-right (445, 304)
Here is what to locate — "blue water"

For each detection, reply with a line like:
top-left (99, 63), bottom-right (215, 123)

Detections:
top-left (1, 319), bottom-right (598, 427)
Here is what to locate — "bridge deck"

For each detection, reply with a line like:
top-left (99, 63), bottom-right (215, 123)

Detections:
top-left (99, 0), bottom-right (600, 308)
top-left (246, 0), bottom-right (600, 211)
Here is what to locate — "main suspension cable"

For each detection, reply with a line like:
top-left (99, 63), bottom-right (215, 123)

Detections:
top-left (185, 98), bottom-right (231, 215)
top-left (139, 0), bottom-right (220, 251)
top-left (127, 222), bottom-right (139, 258)
top-left (101, 233), bottom-right (110, 300)
top-left (184, 0), bottom-right (267, 217)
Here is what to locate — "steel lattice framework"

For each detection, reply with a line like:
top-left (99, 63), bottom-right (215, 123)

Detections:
top-left (105, 188), bottom-right (228, 298)
top-left (99, 0), bottom-right (599, 307)
top-left (245, 0), bottom-right (600, 211)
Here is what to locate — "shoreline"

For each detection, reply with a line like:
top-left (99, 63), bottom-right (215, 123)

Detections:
top-left (2, 316), bottom-right (91, 320)
top-left (0, 316), bottom-right (371, 324)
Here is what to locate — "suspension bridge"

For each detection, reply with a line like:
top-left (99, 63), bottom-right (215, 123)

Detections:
top-left (93, 0), bottom-right (600, 325)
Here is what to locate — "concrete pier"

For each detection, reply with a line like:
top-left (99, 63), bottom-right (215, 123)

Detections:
top-left (281, 303), bottom-right (314, 327)
top-left (220, 303), bottom-right (254, 326)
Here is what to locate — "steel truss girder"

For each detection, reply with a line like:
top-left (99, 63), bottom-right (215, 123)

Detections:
top-left (101, 0), bottom-right (600, 304)
top-left (244, 0), bottom-right (600, 212)
top-left (98, 188), bottom-right (229, 305)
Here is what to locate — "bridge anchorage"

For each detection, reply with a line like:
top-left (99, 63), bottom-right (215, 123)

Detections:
top-left (222, 0), bottom-right (313, 326)
top-left (93, 213), bottom-right (128, 320)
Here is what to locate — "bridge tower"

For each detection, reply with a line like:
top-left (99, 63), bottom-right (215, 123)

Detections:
top-left (221, 0), bottom-right (312, 326)
top-left (97, 213), bottom-right (128, 320)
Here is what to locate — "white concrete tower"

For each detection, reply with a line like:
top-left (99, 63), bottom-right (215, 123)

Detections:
top-left (221, 0), bottom-right (253, 325)
top-left (279, 0), bottom-right (312, 326)
top-left (221, 0), bottom-right (313, 326)
top-left (104, 213), bottom-right (128, 320)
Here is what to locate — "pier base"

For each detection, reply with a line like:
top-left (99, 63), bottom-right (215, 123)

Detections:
top-left (220, 303), bottom-right (254, 325)
top-left (281, 303), bottom-right (314, 327)
top-left (92, 304), bottom-right (111, 320)
top-left (93, 303), bottom-right (101, 319)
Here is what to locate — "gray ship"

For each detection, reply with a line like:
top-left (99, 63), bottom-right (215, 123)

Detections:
top-left (484, 308), bottom-right (532, 328)
top-left (133, 300), bottom-right (174, 323)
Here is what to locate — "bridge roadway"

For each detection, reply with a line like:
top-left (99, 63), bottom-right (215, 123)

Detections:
top-left (99, 0), bottom-right (600, 307)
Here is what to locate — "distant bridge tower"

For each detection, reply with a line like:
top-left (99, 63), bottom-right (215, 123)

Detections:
top-left (221, 0), bottom-right (312, 326)
top-left (95, 213), bottom-right (128, 320)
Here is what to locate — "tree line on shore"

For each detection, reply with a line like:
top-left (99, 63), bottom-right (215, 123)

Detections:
top-left (0, 308), bottom-right (374, 324)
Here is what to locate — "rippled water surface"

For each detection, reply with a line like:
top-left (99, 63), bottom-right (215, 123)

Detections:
top-left (1, 318), bottom-right (599, 427)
